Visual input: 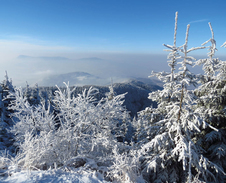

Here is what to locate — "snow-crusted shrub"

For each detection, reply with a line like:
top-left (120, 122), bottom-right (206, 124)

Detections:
top-left (7, 87), bottom-right (56, 147)
top-left (0, 150), bottom-right (21, 176)
top-left (8, 82), bottom-right (130, 173)
top-left (0, 151), bottom-right (12, 174)
top-left (108, 146), bottom-right (144, 183)
top-left (52, 83), bottom-right (129, 159)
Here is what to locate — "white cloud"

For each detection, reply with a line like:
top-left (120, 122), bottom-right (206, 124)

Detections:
top-left (0, 39), bottom-right (76, 60)
top-left (34, 70), bottom-right (54, 76)
top-left (2, 34), bottom-right (47, 44)
top-left (188, 19), bottom-right (209, 24)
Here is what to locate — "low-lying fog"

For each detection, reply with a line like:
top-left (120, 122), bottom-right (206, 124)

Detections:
top-left (1, 51), bottom-right (223, 87)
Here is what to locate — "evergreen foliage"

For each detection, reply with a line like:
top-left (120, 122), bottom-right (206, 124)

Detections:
top-left (0, 72), bottom-right (15, 153)
top-left (193, 24), bottom-right (226, 182)
top-left (136, 12), bottom-right (225, 183)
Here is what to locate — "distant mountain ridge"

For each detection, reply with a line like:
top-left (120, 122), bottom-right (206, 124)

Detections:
top-left (37, 78), bottom-right (162, 117)
top-left (17, 55), bottom-right (104, 62)
top-left (17, 55), bottom-right (70, 61)
top-left (38, 71), bottom-right (163, 88)
top-left (76, 57), bottom-right (104, 61)
top-left (39, 71), bottom-right (100, 86)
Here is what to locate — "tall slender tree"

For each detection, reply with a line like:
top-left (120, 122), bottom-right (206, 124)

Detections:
top-left (137, 13), bottom-right (224, 182)
top-left (135, 12), bottom-right (181, 145)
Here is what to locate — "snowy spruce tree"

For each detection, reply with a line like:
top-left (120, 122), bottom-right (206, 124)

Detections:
top-left (0, 72), bottom-right (15, 153)
top-left (135, 12), bottom-right (181, 145)
top-left (136, 12), bottom-right (225, 182)
top-left (30, 83), bottom-right (41, 106)
top-left (194, 23), bottom-right (226, 127)
top-left (194, 24), bottom-right (226, 182)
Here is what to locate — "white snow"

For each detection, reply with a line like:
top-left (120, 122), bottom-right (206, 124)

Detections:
top-left (0, 170), bottom-right (109, 183)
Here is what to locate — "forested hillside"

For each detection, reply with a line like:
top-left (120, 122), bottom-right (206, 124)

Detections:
top-left (32, 79), bottom-right (161, 117)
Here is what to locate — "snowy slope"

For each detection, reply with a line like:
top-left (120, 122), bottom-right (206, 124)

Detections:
top-left (0, 169), bottom-right (109, 183)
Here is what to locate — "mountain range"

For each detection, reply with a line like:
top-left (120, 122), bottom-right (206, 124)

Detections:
top-left (36, 73), bottom-right (163, 117)
top-left (38, 71), bottom-right (163, 88)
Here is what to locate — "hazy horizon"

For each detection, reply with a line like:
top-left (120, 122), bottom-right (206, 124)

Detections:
top-left (2, 53), bottom-right (170, 87)
top-left (1, 52), bottom-right (225, 87)
top-left (0, 0), bottom-right (225, 86)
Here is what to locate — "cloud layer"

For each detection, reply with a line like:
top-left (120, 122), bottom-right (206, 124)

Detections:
top-left (2, 53), bottom-right (170, 87)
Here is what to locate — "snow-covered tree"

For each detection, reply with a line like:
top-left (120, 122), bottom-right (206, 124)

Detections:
top-left (106, 78), bottom-right (116, 101)
top-left (7, 87), bottom-right (56, 148)
top-left (193, 24), bottom-right (226, 181)
top-left (136, 13), bottom-right (224, 182)
top-left (195, 23), bottom-right (219, 82)
top-left (134, 12), bottom-right (181, 145)
top-left (0, 72), bottom-right (15, 152)
top-left (194, 23), bottom-right (226, 129)
top-left (23, 82), bottom-right (32, 104)
top-left (30, 83), bottom-right (41, 106)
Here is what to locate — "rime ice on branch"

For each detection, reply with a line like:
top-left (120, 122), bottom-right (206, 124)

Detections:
top-left (137, 12), bottom-right (224, 183)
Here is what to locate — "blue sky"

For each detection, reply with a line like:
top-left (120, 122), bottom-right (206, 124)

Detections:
top-left (0, 0), bottom-right (226, 86)
top-left (0, 0), bottom-right (226, 54)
